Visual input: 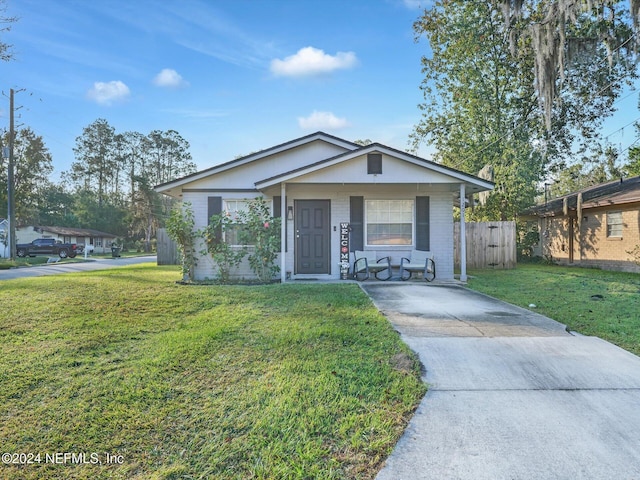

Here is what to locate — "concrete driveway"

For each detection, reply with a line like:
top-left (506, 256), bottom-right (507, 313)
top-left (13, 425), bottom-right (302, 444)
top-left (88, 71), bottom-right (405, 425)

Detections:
top-left (363, 283), bottom-right (640, 480)
top-left (0, 255), bottom-right (157, 281)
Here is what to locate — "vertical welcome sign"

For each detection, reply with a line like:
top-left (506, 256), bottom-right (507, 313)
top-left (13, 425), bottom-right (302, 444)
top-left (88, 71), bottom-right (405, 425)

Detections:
top-left (340, 222), bottom-right (350, 279)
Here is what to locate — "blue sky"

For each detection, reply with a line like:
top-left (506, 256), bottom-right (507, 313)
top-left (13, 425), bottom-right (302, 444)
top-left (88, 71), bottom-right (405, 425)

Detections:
top-left (2, 0), bottom-right (433, 180)
top-left (2, 0), bottom-right (639, 182)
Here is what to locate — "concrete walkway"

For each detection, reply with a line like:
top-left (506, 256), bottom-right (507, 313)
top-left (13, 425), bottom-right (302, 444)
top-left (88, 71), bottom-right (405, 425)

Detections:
top-left (0, 255), bottom-right (157, 281)
top-left (362, 283), bottom-right (640, 480)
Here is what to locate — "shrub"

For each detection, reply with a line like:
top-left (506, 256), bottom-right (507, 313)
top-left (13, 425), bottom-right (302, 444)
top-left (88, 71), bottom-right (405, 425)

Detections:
top-left (237, 197), bottom-right (281, 283)
top-left (165, 203), bottom-right (197, 282)
top-left (200, 212), bottom-right (246, 284)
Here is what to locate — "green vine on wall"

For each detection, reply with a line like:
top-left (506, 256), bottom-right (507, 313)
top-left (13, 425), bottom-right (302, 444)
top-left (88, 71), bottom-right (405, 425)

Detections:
top-left (237, 198), bottom-right (281, 283)
top-left (167, 198), bottom-right (281, 283)
top-left (165, 202), bottom-right (197, 282)
top-left (200, 212), bottom-right (246, 284)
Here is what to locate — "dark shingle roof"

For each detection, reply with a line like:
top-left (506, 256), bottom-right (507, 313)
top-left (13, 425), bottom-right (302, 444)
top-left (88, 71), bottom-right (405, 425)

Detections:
top-left (33, 226), bottom-right (118, 238)
top-left (521, 176), bottom-right (640, 217)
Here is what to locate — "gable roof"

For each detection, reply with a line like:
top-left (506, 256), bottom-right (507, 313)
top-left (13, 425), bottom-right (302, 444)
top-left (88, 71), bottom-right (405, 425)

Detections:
top-left (254, 142), bottom-right (493, 193)
top-left (155, 131), bottom-right (359, 193)
top-left (521, 176), bottom-right (640, 217)
top-left (156, 131), bottom-right (494, 196)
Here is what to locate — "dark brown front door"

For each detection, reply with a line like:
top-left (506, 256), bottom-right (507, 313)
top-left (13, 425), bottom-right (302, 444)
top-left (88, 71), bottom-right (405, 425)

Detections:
top-left (295, 200), bottom-right (330, 274)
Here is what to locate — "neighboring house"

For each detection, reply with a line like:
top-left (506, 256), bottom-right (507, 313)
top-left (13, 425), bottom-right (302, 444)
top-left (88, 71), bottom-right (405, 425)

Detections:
top-left (521, 176), bottom-right (640, 273)
top-left (155, 131), bottom-right (494, 282)
top-left (0, 218), bottom-right (7, 258)
top-left (16, 226), bottom-right (118, 254)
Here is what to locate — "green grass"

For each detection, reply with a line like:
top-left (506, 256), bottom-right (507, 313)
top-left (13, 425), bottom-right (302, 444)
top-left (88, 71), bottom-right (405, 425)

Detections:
top-left (88, 251), bottom-right (155, 259)
top-left (0, 265), bottom-right (425, 479)
top-left (0, 256), bottom-right (91, 269)
top-left (0, 256), bottom-right (51, 268)
top-left (467, 264), bottom-right (640, 355)
top-left (0, 250), bottom-right (152, 269)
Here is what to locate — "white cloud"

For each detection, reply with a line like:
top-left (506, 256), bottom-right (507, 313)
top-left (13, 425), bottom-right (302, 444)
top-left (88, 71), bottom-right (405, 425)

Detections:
top-left (153, 68), bottom-right (189, 88)
top-left (271, 46), bottom-right (357, 77)
top-left (298, 111), bottom-right (350, 130)
top-left (87, 81), bottom-right (130, 105)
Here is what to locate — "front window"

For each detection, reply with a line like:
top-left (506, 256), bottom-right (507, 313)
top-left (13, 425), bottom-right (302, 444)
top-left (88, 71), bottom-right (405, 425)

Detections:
top-left (607, 211), bottom-right (623, 237)
top-left (366, 199), bottom-right (413, 246)
top-left (224, 200), bottom-right (253, 246)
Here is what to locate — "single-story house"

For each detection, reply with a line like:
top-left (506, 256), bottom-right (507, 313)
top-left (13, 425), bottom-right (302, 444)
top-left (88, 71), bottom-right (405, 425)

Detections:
top-left (155, 131), bottom-right (494, 282)
top-left (520, 175), bottom-right (640, 272)
top-left (17, 226), bottom-right (118, 254)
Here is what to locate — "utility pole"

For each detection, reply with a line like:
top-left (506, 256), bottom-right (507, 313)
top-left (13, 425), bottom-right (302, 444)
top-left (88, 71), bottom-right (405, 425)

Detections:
top-left (7, 88), bottom-right (16, 260)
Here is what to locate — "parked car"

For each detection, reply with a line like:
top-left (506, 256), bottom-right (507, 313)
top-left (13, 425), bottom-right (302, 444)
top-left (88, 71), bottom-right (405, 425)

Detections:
top-left (16, 239), bottom-right (78, 259)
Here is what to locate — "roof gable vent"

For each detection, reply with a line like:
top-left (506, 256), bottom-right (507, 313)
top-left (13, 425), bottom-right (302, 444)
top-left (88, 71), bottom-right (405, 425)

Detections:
top-left (367, 153), bottom-right (382, 175)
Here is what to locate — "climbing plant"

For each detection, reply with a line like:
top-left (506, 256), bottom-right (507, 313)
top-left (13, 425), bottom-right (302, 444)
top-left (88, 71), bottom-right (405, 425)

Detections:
top-left (165, 202), bottom-right (197, 282)
top-left (237, 197), bottom-right (281, 283)
top-left (200, 212), bottom-right (246, 284)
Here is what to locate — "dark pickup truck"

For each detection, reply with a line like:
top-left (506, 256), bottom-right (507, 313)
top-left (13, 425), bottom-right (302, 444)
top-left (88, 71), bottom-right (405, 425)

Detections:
top-left (16, 238), bottom-right (78, 259)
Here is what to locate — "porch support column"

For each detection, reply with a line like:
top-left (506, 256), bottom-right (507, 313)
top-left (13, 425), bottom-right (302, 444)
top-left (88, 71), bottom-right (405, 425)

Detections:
top-left (280, 182), bottom-right (287, 283)
top-left (459, 183), bottom-right (467, 282)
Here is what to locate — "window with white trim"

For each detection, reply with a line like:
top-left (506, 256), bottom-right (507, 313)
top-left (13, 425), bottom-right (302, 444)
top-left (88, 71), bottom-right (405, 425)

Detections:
top-left (606, 211), bottom-right (623, 237)
top-left (223, 200), bottom-right (253, 246)
top-left (365, 199), bottom-right (413, 246)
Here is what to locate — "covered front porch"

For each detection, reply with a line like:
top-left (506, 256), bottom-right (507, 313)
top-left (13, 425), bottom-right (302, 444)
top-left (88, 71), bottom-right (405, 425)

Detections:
top-left (258, 182), bottom-right (477, 283)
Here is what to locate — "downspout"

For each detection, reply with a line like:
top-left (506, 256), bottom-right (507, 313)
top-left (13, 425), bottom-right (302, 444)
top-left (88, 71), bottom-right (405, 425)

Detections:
top-left (460, 183), bottom-right (467, 282)
top-left (280, 182), bottom-right (287, 283)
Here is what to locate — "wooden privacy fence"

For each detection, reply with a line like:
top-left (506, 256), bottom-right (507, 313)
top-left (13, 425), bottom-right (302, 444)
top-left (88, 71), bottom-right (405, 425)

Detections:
top-left (157, 223), bottom-right (515, 269)
top-left (454, 221), bottom-right (516, 269)
top-left (156, 228), bottom-right (179, 265)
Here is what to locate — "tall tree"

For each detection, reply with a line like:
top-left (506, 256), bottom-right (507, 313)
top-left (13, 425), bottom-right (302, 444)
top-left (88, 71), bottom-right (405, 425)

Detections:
top-left (71, 119), bottom-right (117, 208)
top-left (625, 147), bottom-right (640, 177)
top-left (37, 182), bottom-right (77, 227)
top-left (0, 0), bottom-right (17, 61)
top-left (119, 131), bottom-right (149, 206)
top-left (500, 1), bottom-right (639, 130)
top-left (129, 175), bottom-right (162, 252)
top-left (0, 128), bottom-right (53, 224)
top-left (411, 0), bottom-right (639, 219)
top-left (64, 120), bottom-right (195, 240)
top-left (146, 130), bottom-right (196, 186)
top-left (548, 145), bottom-right (624, 197)
top-left (71, 189), bottom-right (127, 236)
top-left (411, 1), bottom-right (544, 220)
top-left (623, 122), bottom-right (640, 177)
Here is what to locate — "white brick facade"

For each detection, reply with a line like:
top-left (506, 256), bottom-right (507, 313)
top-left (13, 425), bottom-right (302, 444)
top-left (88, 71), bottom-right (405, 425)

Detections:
top-left (157, 132), bottom-right (493, 282)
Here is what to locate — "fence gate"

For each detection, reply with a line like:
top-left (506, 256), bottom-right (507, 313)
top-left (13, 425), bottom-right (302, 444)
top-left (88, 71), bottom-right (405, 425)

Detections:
top-left (454, 221), bottom-right (516, 270)
top-left (156, 228), bottom-right (179, 265)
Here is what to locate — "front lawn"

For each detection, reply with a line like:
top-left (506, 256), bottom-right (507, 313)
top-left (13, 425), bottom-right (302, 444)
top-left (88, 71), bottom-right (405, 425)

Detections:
top-left (0, 256), bottom-right (90, 269)
top-left (467, 264), bottom-right (640, 355)
top-left (0, 265), bottom-right (425, 479)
